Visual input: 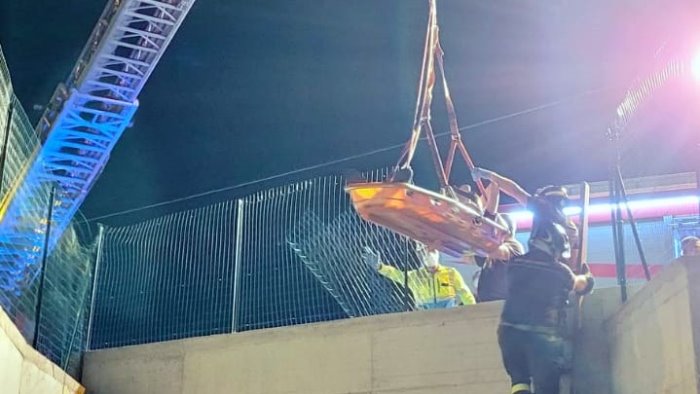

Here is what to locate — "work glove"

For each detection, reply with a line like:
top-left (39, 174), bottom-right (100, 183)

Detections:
top-left (576, 262), bottom-right (595, 295)
top-left (471, 167), bottom-right (495, 182)
top-left (362, 246), bottom-right (381, 270)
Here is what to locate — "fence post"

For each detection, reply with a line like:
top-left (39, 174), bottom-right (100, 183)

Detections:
top-left (0, 99), bottom-right (13, 195)
top-left (231, 198), bottom-right (244, 332)
top-left (33, 184), bottom-right (56, 349)
top-left (403, 238), bottom-right (412, 311)
top-left (85, 224), bottom-right (105, 351)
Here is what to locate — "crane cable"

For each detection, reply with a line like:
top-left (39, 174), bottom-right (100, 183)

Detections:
top-left (393, 0), bottom-right (485, 194)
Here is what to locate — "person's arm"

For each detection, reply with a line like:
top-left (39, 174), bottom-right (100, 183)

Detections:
top-left (487, 236), bottom-right (524, 261)
top-left (570, 262), bottom-right (595, 295)
top-left (472, 168), bottom-right (531, 206)
top-left (483, 181), bottom-right (500, 215)
top-left (451, 269), bottom-right (476, 305)
top-left (364, 246), bottom-right (407, 284)
top-left (378, 264), bottom-right (406, 284)
top-left (565, 223), bottom-right (581, 271)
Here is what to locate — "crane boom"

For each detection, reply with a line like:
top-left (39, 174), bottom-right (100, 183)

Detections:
top-left (0, 0), bottom-right (196, 293)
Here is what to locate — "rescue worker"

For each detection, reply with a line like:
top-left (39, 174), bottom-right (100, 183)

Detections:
top-left (472, 167), bottom-right (594, 394)
top-left (457, 182), bottom-right (524, 302)
top-left (671, 236), bottom-right (700, 264)
top-left (474, 214), bottom-right (524, 302)
top-left (681, 236), bottom-right (700, 257)
top-left (362, 244), bottom-right (476, 308)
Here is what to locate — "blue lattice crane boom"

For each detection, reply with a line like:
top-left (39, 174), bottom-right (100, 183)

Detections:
top-left (0, 0), bottom-right (196, 292)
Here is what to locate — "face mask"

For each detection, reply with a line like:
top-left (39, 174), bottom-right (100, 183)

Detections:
top-left (424, 250), bottom-right (440, 269)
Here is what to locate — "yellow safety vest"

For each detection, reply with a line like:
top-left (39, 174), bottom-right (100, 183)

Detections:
top-left (378, 264), bottom-right (476, 306)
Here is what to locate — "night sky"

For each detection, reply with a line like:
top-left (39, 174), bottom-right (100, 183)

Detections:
top-left (1, 0), bottom-right (699, 225)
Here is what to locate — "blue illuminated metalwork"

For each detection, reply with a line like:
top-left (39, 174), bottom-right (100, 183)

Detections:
top-left (0, 0), bottom-right (196, 293)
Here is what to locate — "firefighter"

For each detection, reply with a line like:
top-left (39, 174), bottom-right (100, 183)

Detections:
top-left (472, 167), bottom-right (594, 394)
top-left (362, 244), bottom-right (476, 308)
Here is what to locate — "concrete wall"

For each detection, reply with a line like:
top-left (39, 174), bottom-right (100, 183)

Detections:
top-left (83, 260), bottom-right (700, 394)
top-left (567, 284), bottom-right (642, 394)
top-left (84, 302), bottom-right (510, 394)
top-left (0, 306), bottom-right (84, 394)
top-left (607, 260), bottom-right (699, 394)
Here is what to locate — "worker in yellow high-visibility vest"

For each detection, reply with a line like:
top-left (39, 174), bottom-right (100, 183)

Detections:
top-left (363, 245), bottom-right (476, 309)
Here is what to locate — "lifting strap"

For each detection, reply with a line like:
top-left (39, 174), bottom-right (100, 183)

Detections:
top-left (394, 0), bottom-right (485, 196)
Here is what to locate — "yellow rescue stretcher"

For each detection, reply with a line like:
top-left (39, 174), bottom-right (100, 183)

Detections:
top-left (347, 182), bottom-right (509, 257)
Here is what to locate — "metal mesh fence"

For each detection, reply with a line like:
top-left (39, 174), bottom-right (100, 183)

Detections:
top-left (90, 169), bottom-right (431, 347)
top-left (0, 46), bottom-right (97, 379)
top-left (35, 225), bottom-right (96, 376)
top-left (0, 47), bottom-right (10, 141)
top-left (287, 209), bottom-right (412, 318)
top-left (0, 219), bottom-right (96, 378)
top-left (235, 181), bottom-right (347, 332)
top-left (1, 96), bottom-right (41, 201)
top-left (89, 201), bottom-right (238, 348)
top-left (609, 58), bottom-right (685, 135)
top-left (0, 46), bottom-right (51, 302)
top-left (235, 169), bottom-right (418, 332)
top-left (0, 47), bottom-right (52, 270)
top-left (0, 99), bottom-right (53, 297)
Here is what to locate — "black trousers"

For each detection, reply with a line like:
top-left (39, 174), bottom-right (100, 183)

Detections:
top-left (497, 324), bottom-right (570, 394)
